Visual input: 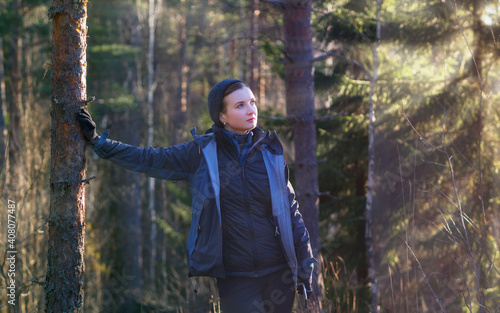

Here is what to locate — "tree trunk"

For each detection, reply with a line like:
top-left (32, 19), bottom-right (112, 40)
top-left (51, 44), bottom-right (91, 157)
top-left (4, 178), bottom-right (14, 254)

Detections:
top-left (8, 0), bottom-right (23, 190)
top-left (147, 0), bottom-right (157, 288)
top-left (45, 1), bottom-right (88, 312)
top-left (470, 0), bottom-right (486, 310)
top-left (249, 0), bottom-right (259, 92)
top-left (174, 0), bottom-right (189, 143)
top-left (0, 35), bottom-right (6, 178)
top-left (283, 1), bottom-right (322, 310)
top-left (365, 1), bottom-right (382, 312)
top-left (8, 2), bottom-right (24, 310)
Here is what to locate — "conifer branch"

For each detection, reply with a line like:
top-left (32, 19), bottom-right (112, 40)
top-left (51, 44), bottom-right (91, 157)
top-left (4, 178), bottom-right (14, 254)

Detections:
top-left (312, 51), bottom-right (372, 78)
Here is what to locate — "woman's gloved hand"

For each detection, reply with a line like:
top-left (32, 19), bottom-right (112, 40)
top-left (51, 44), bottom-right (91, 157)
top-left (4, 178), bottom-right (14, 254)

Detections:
top-left (297, 262), bottom-right (314, 301)
top-left (297, 279), bottom-right (312, 297)
top-left (76, 107), bottom-right (98, 142)
top-left (297, 280), bottom-right (312, 308)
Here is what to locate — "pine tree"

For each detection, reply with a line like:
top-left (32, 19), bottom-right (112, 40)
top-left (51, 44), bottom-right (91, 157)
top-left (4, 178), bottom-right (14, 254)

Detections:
top-left (283, 0), bottom-right (323, 310)
top-left (45, 1), bottom-right (89, 311)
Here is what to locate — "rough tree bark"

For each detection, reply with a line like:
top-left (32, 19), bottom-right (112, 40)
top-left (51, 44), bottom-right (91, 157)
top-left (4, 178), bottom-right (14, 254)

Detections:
top-left (283, 0), bottom-right (322, 310)
top-left (45, 1), bottom-right (88, 312)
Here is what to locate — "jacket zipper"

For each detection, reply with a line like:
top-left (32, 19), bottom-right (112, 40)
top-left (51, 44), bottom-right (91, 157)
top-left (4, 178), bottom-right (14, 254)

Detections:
top-left (271, 216), bottom-right (289, 270)
top-left (242, 164), bottom-right (260, 273)
top-left (240, 136), bottom-right (267, 274)
top-left (226, 133), bottom-right (267, 275)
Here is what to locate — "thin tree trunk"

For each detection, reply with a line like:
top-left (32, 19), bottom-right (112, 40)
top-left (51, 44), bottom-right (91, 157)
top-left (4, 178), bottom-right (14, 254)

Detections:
top-left (174, 0), bottom-right (189, 143)
top-left (471, 0), bottom-right (486, 310)
top-left (160, 179), bottom-right (168, 307)
top-left (115, 3), bottom-right (144, 308)
top-left (120, 148), bottom-right (143, 312)
top-left (283, 1), bottom-right (322, 310)
top-left (8, 0), bottom-right (23, 190)
top-left (249, 0), bottom-right (259, 92)
top-left (8, 3), bottom-right (24, 310)
top-left (0, 35), bottom-right (6, 177)
top-left (45, 1), bottom-right (88, 312)
top-left (365, 1), bottom-right (382, 312)
top-left (258, 58), bottom-right (266, 108)
top-left (147, 0), bottom-right (157, 289)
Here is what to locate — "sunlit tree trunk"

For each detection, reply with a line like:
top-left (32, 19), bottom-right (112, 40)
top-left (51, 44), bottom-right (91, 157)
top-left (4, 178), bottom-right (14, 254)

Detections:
top-left (365, 1), bottom-right (383, 312)
top-left (283, 1), bottom-right (322, 310)
top-left (45, 1), bottom-right (88, 311)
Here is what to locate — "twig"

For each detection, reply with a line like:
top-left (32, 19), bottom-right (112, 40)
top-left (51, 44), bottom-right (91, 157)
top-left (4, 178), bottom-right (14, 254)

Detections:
top-left (315, 112), bottom-right (345, 121)
top-left (258, 115), bottom-right (292, 121)
top-left (402, 238), bottom-right (446, 312)
top-left (28, 278), bottom-right (46, 286)
top-left (402, 111), bottom-right (444, 153)
top-left (261, 0), bottom-right (284, 7)
top-left (259, 113), bottom-right (344, 122)
top-left (84, 96), bottom-right (96, 106)
top-left (81, 176), bottom-right (97, 184)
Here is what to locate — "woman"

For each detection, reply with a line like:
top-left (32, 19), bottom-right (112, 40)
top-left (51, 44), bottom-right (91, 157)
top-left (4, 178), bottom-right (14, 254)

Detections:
top-left (76, 78), bottom-right (315, 313)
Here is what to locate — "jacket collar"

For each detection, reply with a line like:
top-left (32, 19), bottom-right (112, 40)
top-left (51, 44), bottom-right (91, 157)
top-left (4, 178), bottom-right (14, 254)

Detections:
top-left (190, 127), bottom-right (215, 149)
top-left (191, 124), bottom-right (283, 154)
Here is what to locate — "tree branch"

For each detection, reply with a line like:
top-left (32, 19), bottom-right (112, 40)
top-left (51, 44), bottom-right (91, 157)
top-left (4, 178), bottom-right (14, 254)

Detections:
top-left (315, 112), bottom-right (345, 121)
top-left (322, 11), bottom-right (373, 44)
top-left (259, 112), bottom-right (344, 122)
top-left (261, 0), bottom-right (284, 8)
top-left (312, 51), bottom-right (372, 79)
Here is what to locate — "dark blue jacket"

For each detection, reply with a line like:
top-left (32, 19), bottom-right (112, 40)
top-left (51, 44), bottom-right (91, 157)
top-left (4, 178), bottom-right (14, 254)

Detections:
top-left (90, 126), bottom-right (315, 286)
top-left (217, 127), bottom-right (286, 277)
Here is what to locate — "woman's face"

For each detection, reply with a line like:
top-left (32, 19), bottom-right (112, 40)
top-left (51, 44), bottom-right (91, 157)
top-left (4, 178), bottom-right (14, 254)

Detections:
top-left (219, 87), bottom-right (258, 134)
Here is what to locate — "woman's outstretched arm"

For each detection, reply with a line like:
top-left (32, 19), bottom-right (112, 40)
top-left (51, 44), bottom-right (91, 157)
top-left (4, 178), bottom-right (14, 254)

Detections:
top-left (76, 108), bottom-right (199, 181)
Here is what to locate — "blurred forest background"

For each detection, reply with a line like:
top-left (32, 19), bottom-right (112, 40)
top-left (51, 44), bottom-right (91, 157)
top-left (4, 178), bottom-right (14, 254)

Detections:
top-left (1, 0), bottom-right (500, 312)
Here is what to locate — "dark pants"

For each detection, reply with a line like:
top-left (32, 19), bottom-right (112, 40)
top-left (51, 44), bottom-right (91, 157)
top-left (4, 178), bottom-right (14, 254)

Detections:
top-left (216, 267), bottom-right (296, 313)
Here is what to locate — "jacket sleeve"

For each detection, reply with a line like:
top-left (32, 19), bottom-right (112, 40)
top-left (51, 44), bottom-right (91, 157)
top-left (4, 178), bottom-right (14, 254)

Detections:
top-left (286, 165), bottom-right (316, 288)
top-left (89, 130), bottom-right (199, 181)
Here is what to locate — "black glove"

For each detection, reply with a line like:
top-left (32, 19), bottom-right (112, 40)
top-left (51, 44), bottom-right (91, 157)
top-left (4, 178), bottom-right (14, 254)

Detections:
top-left (76, 107), bottom-right (98, 141)
top-left (297, 282), bottom-right (312, 308)
top-left (297, 263), bottom-right (313, 298)
top-left (297, 281), bottom-right (312, 296)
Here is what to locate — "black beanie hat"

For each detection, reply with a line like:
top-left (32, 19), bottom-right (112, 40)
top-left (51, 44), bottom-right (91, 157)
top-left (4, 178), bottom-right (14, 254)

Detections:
top-left (208, 78), bottom-right (243, 127)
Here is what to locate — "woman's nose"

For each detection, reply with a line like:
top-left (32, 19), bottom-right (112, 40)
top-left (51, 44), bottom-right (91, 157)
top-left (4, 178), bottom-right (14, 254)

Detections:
top-left (247, 103), bottom-right (256, 115)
